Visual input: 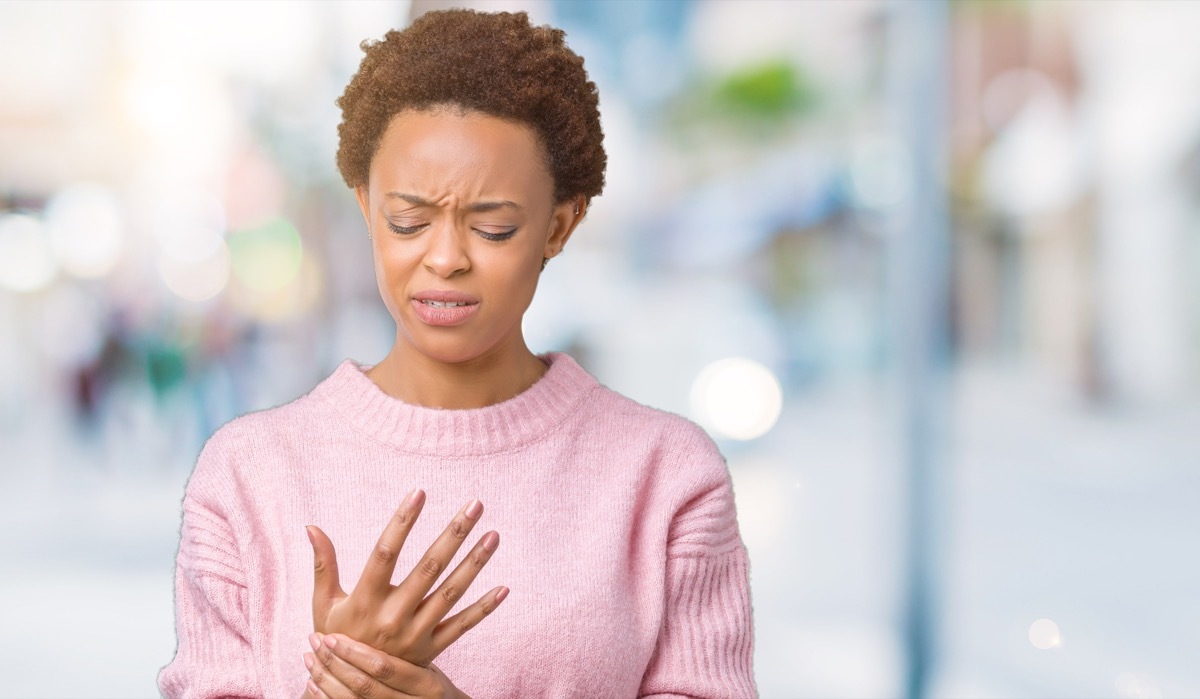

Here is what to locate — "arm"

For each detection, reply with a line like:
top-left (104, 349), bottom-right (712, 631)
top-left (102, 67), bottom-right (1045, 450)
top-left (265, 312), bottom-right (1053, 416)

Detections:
top-left (639, 447), bottom-right (757, 698)
top-left (158, 490), bottom-right (260, 698)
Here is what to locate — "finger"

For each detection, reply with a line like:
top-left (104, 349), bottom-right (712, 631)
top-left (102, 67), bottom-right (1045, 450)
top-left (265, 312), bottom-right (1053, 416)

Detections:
top-left (306, 649), bottom-right (358, 699)
top-left (303, 655), bottom-right (332, 699)
top-left (307, 525), bottom-right (346, 622)
top-left (306, 676), bottom-right (330, 699)
top-left (430, 585), bottom-right (509, 655)
top-left (395, 498), bottom-right (483, 608)
top-left (412, 530), bottom-right (499, 630)
top-left (320, 633), bottom-right (429, 695)
top-left (310, 644), bottom-right (409, 699)
top-left (354, 489), bottom-right (426, 598)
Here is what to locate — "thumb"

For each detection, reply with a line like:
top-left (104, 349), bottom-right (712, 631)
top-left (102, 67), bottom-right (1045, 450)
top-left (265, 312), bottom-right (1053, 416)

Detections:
top-left (306, 525), bottom-right (345, 623)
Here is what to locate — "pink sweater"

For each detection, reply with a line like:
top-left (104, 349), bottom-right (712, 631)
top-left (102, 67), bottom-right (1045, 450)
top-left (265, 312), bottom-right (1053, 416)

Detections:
top-left (158, 352), bottom-right (756, 698)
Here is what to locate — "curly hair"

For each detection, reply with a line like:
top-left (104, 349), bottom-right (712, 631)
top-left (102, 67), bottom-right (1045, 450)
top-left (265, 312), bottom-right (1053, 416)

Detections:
top-left (336, 9), bottom-right (606, 204)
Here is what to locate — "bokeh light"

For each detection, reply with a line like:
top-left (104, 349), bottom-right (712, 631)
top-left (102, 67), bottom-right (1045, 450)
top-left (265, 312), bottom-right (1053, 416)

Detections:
top-left (689, 357), bottom-right (783, 440)
top-left (228, 217), bottom-right (303, 294)
top-left (153, 191), bottom-right (226, 264)
top-left (158, 241), bottom-right (231, 302)
top-left (1116, 671), bottom-right (1162, 699)
top-left (0, 213), bottom-right (57, 293)
top-left (228, 251), bottom-right (322, 322)
top-left (44, 183), bottom-right (125, 279)
top-left (1028, 617), bottom-right (1062, 650)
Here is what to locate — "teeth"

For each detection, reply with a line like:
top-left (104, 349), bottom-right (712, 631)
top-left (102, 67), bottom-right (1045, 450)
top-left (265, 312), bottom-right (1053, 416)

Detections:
top-left (423, 300), bottom-right (468, 308)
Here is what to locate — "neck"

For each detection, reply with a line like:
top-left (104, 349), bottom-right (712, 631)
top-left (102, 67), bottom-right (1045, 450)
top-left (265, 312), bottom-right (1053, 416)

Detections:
top-left (366, 337), bottom-right (548, 409)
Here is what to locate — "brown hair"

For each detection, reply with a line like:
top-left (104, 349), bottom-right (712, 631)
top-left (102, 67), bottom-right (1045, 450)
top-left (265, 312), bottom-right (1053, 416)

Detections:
top-left (336, 9), bottom-right (606, 204)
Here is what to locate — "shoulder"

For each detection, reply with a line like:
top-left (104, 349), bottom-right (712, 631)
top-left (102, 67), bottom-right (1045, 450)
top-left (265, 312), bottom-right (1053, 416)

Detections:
top-left (582, 384), bottom-right (744, 557)
top-left (577, 377), bottom-right (729, 488)
top-left (198, 388), bottom-right (323, 459)
top-left (184, 376), bottom-right (333, 501)
top-left (592, 385), bottom-right (719, 450)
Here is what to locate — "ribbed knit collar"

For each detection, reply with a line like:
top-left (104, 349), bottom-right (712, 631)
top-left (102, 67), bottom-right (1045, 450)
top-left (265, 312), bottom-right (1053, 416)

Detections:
top-left (310, 352), bottom-right (598, 456)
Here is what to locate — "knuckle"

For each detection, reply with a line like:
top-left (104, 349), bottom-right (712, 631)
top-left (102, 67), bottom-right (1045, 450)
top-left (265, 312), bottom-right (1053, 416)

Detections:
top-left (450, 517), bottom-right (468, 539)
top-left (458, 615), bottom-right (477, 633)
top-left (372, 626), bottom-right (395, 646)
top-left (420, 556), bottom-right (442, 577)
top-left (316, 645), bottom-right (334, 665)
top-left (310, 661), bottom-right (328, 683)
top-left (481, 599), bottom-right (495, 615)
top-left (349, 671), bottom-right (374, 696)
top-left (371, 543), bottom-right (395, 565)
top-left (471, 549), bottom-right (488, 566)
top-left (366, 654), bottom-right (392, 680)
top-left (440, 583), bottom-right (461, 605)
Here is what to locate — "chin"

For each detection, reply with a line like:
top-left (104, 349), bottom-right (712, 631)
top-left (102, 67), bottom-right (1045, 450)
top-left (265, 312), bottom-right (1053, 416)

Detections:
top-left (401, 326), bottom-right (503, 366)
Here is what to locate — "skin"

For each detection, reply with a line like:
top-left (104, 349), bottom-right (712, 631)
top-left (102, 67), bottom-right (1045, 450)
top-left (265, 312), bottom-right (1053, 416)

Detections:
top-left (303, 107), bottom-right (588, 698)
top-left (357, 107), bottom-right (585, 409)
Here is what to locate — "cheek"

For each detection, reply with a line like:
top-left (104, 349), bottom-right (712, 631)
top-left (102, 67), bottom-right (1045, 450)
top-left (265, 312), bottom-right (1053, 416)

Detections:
top-left (371, 244), bottom-right (417, 315)
top-left (474, 251), bottom-right (542, 319)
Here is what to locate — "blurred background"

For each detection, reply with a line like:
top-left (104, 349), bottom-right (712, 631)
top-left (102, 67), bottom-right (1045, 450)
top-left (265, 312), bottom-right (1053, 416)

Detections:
top-left (1, 0), bottom-right (1198, 697)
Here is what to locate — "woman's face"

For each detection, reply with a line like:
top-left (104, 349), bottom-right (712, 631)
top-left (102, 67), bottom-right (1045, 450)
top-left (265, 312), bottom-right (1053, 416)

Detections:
top-left (356, 108), bottom-right (580, 365)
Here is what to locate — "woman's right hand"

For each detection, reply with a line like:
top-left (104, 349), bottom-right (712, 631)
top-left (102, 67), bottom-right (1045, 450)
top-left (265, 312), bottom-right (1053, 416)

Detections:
top-left (305, 489), bottom-right (508, 666)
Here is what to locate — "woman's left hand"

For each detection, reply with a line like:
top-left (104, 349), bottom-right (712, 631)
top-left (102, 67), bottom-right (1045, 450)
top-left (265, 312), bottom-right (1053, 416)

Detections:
top-left (304, 632), bottom-right (470, 699)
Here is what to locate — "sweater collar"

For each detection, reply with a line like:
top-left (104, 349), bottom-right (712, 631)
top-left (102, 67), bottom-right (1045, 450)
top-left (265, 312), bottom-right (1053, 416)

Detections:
top-left (311, 352), bottom-right (597, 456)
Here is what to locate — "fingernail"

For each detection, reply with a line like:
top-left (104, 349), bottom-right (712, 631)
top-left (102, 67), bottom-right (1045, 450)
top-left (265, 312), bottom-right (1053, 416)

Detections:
top-left (305, 526), bottom-right (314, 545)
top-left (496, 586), bottom-right (509, 603)
top-left (482, 531), bottom-right (499, 552)
top-left (303, 652), bottom-right (314, 670)
top-left (465, 498), bottom-right (483, 519)
top-left (408, 488), bottom-right (423, 506)
top-left (323, 634), bottom-right (338, 649)
top-left (307, 679), bottom-right (321, 696)
top-left (308, 632), bottom-right (320, 651)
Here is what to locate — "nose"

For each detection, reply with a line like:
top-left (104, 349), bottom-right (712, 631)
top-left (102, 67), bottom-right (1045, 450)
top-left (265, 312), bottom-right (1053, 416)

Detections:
top-left (421, 221), bottom-right (471, 278)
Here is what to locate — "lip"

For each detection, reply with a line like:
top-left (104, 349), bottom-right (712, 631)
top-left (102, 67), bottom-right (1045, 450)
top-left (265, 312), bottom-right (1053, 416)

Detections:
top-left (413, 290), bottom-right (480, 304)
top-left (411, 289), bottom-right (480, 327)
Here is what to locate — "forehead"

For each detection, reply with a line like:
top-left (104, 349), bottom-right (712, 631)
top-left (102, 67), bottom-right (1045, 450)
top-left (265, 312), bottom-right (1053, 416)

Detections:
top-left (369, 109), bottom-right (551, 198)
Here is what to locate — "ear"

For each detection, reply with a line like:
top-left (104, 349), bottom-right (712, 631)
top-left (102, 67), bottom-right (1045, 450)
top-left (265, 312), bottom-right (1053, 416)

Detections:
top-left (355, 185), bottom-right (371, 231)
top-left (543, 195), bottom-right (587, 261)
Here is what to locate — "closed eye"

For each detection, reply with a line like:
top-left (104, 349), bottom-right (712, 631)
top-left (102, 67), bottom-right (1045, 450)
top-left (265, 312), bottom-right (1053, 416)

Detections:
top-left (387, 221), bottom-right (426, 235)
top-left (384, 221), bottom-right (517, 240)
top-left (476, 228), bottom-right (517, 241)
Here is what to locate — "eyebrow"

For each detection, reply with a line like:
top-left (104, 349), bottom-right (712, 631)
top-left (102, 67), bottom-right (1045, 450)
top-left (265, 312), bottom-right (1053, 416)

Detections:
top-left (384, 192), bottom-right (523, 213)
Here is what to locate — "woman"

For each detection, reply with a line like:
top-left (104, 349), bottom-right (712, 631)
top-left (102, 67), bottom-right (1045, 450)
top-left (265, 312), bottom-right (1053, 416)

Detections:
top-left (159, 9), bottom-right (756, 699)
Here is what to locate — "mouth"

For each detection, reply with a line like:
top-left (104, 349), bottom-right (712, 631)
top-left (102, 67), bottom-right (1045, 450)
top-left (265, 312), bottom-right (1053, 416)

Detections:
top-left (410, 291), bottom-right (480, 326)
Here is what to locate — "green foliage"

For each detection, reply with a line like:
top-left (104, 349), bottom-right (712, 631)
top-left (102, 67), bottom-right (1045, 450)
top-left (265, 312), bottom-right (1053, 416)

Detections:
top-left (711, 60), bottom-right (815, 119)
top-left (665, 58), bottom-right (818, 145)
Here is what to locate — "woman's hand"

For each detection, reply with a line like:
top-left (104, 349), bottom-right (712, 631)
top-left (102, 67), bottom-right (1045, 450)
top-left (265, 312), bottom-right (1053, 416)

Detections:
top-left (306, 489), bottom-right (508, 666)
top-left (303, 632), bottom-right (470, 699)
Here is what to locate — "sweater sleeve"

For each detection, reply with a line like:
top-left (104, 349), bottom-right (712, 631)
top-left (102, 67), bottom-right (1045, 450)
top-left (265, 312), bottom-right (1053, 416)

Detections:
top-left (158, 438), bottom-right (262, 698)
top-left (639, 438), bottom-right (757, 698)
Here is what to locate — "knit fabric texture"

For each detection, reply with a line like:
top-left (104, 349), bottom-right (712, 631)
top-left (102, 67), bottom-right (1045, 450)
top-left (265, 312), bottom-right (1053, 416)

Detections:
top-left (158, 352), bottom-right (757, 698)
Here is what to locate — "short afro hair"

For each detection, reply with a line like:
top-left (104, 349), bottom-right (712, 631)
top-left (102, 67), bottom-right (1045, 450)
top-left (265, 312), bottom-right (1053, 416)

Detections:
top-left (336, 9), bottom-right (606, 204)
